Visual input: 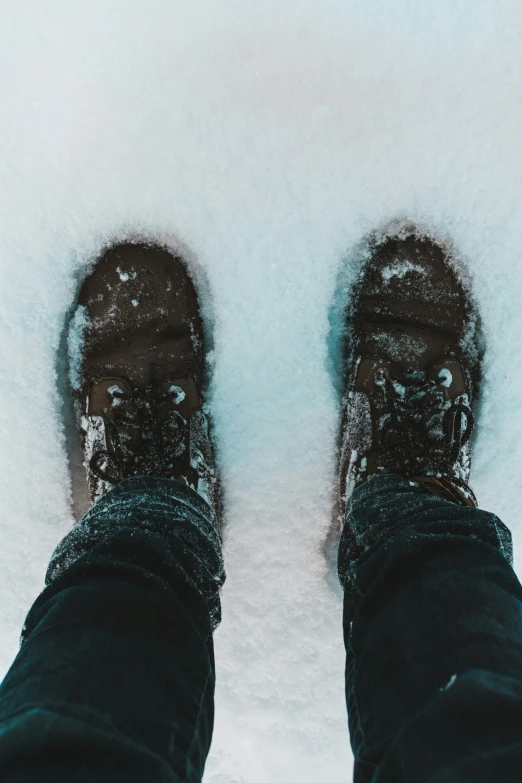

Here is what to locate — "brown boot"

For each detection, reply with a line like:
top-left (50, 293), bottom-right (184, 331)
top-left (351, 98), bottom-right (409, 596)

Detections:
top-left (338, 226), bottom-right (482, 515)
top-left (69, 242), bottom-right (220, 516)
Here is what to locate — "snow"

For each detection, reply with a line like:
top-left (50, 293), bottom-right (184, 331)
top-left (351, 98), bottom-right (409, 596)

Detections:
top-left (107, 384), bottom-right (125, 406)
top-left (0, 1), bottom-right (522, 781)
top-left (381, 260), bottom-right (426, 282)
top-left (168, 385), bottom-right (187, 405)
top-left (438, 368), bottom-right (453, 388)
top-left (117, 266), bottom-right (136, 282)
top-left (67, 305), bottom-right (88, 391)
top-left (441, 673), bottom-right (458, 691)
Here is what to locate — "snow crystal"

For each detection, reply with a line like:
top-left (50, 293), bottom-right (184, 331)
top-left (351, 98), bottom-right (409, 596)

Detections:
top-left (381, 261), bottom-right (426, 282)
top-left (67, 305), bottom-right (89, 391)
top-left (116, 266), bottom-right (137, 282)
top-left (441, 673), bottom-right (457, 691)
top-left (372, 331), bottom-right (430, 364)
top-left (168, 385), bottom-right (186, 404)
top-left (116, 266), bottom-right (130, 282)
top-left (438, 368), bottom-right (453, 388)
top-left (108, 384), bottom-right (125, 406)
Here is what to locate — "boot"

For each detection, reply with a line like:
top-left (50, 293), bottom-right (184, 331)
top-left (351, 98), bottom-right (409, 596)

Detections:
top-left (69, 242), bottom-right (220, 517)
top-left (338, 226), bottom-right (482, 515)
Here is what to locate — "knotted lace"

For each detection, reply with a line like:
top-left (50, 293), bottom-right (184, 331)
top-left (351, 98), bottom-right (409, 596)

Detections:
top-left (373, 366), bottom-right (474, 476)
top-left (89, 382), bottom-right (191, 486)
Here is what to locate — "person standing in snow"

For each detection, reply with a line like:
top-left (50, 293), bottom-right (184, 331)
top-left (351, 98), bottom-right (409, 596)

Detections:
top-left (0, 230), bottom-right (519, 782)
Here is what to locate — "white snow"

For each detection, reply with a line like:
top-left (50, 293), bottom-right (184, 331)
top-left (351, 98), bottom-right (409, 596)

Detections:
top-left (168, 385), bottom-right (186, 405)
top-left (438, 368), bottom-right (453, 388)
top-left (107, 384), bottom-right (125, 406)
top-left (441, 673), bottom-right (458, 691)
top-left (67, 305), bottom-right (88, 391)
top-left (116, 266), bottom-right (137, 282)
top-left (1, 2), bottom-right (522, 782)
top-left (381, 260), bottom-right (425, 282)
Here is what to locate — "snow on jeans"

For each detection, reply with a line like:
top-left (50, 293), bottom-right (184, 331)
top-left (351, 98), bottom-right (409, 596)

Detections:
top-left (0, 475), bottom-right (522, 781)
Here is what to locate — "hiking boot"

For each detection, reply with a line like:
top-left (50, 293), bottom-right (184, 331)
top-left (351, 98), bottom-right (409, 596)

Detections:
top-left (69, 242), bottom-right (220, 516)
top-left (338, 226), bottom-right (482, 516)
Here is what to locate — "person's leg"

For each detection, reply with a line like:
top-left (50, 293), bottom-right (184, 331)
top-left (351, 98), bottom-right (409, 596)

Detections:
top-left (336, 225), bottom-right (522, 781)
top-left (0, 476), bottom-right (224, 783)
top-left (0, 242), bottom-right (225, 782)
top-left (340, 474), bottom-right (522, 783)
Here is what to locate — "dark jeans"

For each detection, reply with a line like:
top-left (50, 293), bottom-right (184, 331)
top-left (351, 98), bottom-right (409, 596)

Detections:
top-left (0, 474), bottom-right (521, 781)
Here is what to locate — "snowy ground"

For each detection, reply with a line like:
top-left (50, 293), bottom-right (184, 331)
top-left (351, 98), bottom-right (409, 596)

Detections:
top-left (1, 1), bottom-right (522, 780)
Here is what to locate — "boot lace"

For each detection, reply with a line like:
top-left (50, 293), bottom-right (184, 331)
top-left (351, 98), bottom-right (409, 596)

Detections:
top-left (374, 366), bottom-right (474, 475)
top-left (89, 382), bottom-right (192, 486)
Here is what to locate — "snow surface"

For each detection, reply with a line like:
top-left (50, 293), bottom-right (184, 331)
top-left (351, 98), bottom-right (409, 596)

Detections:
top-left (1, 1), bottom-right (522, 781)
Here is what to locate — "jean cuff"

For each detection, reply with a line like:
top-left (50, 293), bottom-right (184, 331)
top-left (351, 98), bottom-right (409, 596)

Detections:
top-left (46, 476), bottom-right (225, 630)
top-left (338, 473), bottom-right (512, 592)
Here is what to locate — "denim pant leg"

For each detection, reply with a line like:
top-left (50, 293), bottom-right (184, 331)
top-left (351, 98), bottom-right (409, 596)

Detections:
top-left (339, 474), bottom-right (522, 783)
top-left (0, 476), bottom-right (225, 783)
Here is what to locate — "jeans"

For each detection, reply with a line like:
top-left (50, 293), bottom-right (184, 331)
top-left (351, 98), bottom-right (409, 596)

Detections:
top-left (339, 475), bottom-right (522, 782)
top-left (0, 475), bottom-right (521, 782)
top-left (0, 478), bottom-right (224, 783)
